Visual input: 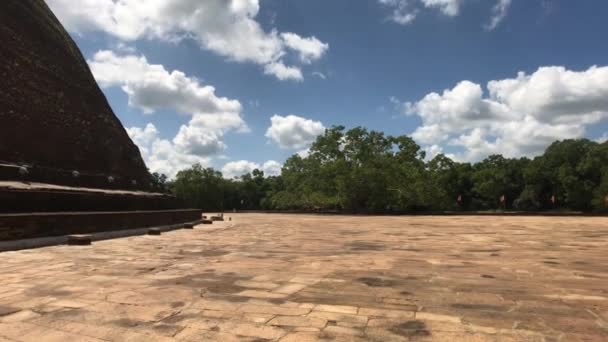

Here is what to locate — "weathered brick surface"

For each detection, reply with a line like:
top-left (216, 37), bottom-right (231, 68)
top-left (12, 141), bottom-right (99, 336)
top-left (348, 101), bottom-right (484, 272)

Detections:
top-left (0, 209), bottom-right (202, 240)
top-left (0, 0), bottom-right (151, 190)
top-left (1, 214), bottom-right (607, 341)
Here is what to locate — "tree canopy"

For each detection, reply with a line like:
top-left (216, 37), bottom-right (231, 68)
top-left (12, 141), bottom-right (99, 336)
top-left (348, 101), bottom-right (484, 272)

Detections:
top-left (162, 126), bottom-right (608, 213)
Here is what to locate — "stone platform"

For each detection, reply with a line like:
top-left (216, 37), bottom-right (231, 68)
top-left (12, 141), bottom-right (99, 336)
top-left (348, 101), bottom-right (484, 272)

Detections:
top-left (0, 214), bottom-right (607, 341)
top-left (0, 209), bottom-right (202, 242)
top-left (0, 181), bottom-right (180, 213)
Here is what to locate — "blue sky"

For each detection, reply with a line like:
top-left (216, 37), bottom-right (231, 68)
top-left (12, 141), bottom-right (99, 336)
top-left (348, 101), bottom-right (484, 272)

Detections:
top-left (47, 0), bottom-right (608, 178)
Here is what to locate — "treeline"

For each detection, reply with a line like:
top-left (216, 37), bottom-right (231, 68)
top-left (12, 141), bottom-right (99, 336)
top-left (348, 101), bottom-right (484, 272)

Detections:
top-left (153, 126), bottom-right (608, 213)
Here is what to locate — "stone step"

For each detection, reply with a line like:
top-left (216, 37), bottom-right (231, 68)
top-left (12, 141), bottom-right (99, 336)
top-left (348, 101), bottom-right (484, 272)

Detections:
top-left (67, 234), bottom-right (92, 245)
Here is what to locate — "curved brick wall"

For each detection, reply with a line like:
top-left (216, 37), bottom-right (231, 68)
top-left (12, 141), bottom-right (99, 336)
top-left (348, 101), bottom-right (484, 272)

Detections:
top-left (0, 0), bottom-right (151, 189)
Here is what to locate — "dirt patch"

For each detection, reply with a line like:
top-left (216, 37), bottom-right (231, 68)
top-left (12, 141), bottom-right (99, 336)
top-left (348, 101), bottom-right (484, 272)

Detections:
top-left (389, 320), bottom-right (431, 337)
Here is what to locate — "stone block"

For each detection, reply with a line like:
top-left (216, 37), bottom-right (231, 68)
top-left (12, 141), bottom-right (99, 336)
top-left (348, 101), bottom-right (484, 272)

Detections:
top-left (67, 234), bottom-right (92, 246)
top-left (147, 228), bottom-right (161, 236)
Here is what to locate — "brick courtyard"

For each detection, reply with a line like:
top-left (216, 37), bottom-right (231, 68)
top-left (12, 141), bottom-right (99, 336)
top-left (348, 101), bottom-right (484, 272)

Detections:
top-left (0, 214), bottom-right (607, 341)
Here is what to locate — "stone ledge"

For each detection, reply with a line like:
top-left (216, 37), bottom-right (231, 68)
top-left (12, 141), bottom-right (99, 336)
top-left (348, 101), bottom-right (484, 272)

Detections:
top-left (0, 210), bottom-right (203, 241)
top-left (0, 219), bottom-right (203, 252)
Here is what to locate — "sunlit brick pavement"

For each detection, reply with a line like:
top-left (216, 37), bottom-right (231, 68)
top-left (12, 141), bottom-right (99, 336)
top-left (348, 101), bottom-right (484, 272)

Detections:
top-left (1, 214), bottom-right (607, 341)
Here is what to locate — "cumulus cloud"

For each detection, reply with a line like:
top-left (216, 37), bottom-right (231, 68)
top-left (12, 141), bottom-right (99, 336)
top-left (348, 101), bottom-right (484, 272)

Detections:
top-left (399, 65), bottom-right (608, 161)
top-left (221, 160), bottom-right (282, 179)
top-left (47, 0), bottom-right (328, 81)
top-left (280, 33), bottom-right (329, 64)
top-left (127, 123), bottom-right (212, 178)
top-left (90, 50), bottom-right (248, 172)
top-left (222, 160), bottom-right (261, 179)
top-left (265, 115), bottom-right (326, 149)
top-left (378, 0), bottom-right (509, 28)
top-left (263, 61), bottom-right (303, 82)
top-left (89, 51), bottom-right (243, 118)
top-left (262, 160), bottom-right (283, 176)
top-left (106, 51), bottom-right (250, 177)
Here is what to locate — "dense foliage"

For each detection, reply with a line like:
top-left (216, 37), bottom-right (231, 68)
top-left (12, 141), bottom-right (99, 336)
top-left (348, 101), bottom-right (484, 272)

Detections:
top-left (164, 126), bottom-right (608, 213)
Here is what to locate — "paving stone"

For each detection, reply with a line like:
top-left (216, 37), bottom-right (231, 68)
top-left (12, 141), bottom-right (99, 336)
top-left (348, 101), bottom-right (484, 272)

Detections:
top-left (294, 327), bottom-right (321, 332)
top-left (274, 283), bottom-right (308, 295)
top-left (234, 280), bottom-right (280, 290)
top-left (238, 290), bottom-right (288, 299)
top-left (314, 304), bottom-right (358, 314)
top-left (308, 311), bottom-right (368, 327)
top-left (1, 214), bottom-right (608, 340)
top-left (238, 304), bottom-right (311, 316)
top-left (268, 315), bottom-right (327, 328)
top-left (359, 307), bottom-right (416, 319)
top-left (416, 312), bottom-right (462, 323)
top-left (323, 325), bottom-right (365, 336)
top-left (190, 299), bottom-right (240, 312)
top-left (278, 332), bottom-right (320, 342)
top-left (227, 322), bottom-right (287, 340)
top-left (0, 309), bottom-right (40, 323)
top-left (0, 306), bottom-right (20, 316)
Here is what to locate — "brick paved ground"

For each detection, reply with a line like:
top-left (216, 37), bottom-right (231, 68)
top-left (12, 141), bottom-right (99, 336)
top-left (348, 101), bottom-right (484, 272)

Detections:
top-left (1, 214), bottom-right (607, 341)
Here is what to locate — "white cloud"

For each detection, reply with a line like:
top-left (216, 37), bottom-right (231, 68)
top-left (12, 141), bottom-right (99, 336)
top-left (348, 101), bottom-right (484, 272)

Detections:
top-left (89, 51), bottom-right (243, 118)
top-left (106, 51), bottom-right (250, 177)
top-left (262, 160), bottom-right (283, 176)
top-left (221, 160), bottom-right (283, 179)
top-left (127, 123), bottom-right (212, 178)
top-left (91, 50), bottom-right (248, 173)
top-left (263, 61), bottom-right (303, 82)
top-left (280, 33), bottom-right (329, 64)
top-left (47, 0), bottom-right (328, 81)
top-left (265, 115), bottom-right (326, 149)
top-left (379, 0), bottom-right (510, 27)
top-left (420, 0), bottom-right (462, 16)
top-left (312, 72), bottom-right (327, 80)
top-left (378, 0), bottom-right (419, 25)
top-left (222, 160), bottom-right (261, 179)
top-left (172, 126), bottom-right (226, 157)
top-left (127, 123), bottom-right (159, 149)
top-left (485, 0), bottom-right (512, 30)
top-left (296, 148), bottom-right (311, 158)
top-left (400, 65), bottom-right (608, 161)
